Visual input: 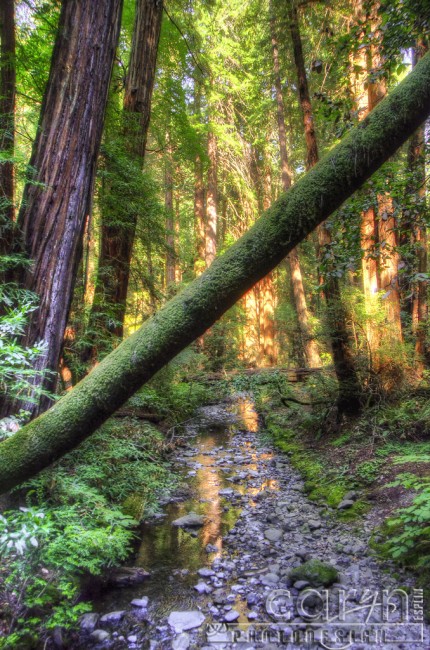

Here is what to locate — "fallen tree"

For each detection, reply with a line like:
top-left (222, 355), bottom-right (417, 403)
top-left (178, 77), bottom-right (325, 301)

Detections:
top-left (1, 53), bottom-right (430, 494)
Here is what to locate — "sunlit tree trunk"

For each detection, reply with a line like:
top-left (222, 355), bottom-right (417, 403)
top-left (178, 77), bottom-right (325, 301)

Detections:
top-left (271, 11), bottom-right (321, 367)
top-left (1, 51), bottom-right (430, 490)
top-left (205, 130), bottom-right (218, 268)
top-left (194, 154), bottom-right (205, 275)
top-left (165, 142), bottom-right (176, 287)
top-left (354, 0), bottom-right (402, 357)
top-left (0, 0), bottom-right (15, 256)
top-left (15, 0), bottom-right (123, 417)
top-left (289, 0), bottom-right (361, 411)
top-left (408, 44), bottom-right (428, 375)
top-left (87, 0), bottom-right (163, 346)
top-left (260, 160), bottom-right (277, 366)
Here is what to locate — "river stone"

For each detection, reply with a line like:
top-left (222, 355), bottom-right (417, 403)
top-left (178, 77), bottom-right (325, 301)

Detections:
top-left (337, 499), bottom-right (355, 510)
top-left (205, 544), bottom-right (218, 553)
top-left (261, 573), bottom-right (280, 586)
top-left (100, 610), bottom-right (125, 624)
top-left (131, 597), bottom-right (149, 608)
top-left (264, 528), bottom-right (283, 542)
top-left (224, 609), bottom-right (240, 622)
top-left (288, 560), bottom-right (339, 587)
top-left (80, 612), bottom-right (99, 631)
top-left (168, 611), bottom-right (206, 633)
top-left (194, 582), bottom-right (212, 594)
top-left (198, 568), bottom-right (215, 577)
top-left (90, 629), bottom-right (110, 642)
top-left (172, 513), bottom-right (205, 528)
top-left (172, 633), bottom-right (191, 650)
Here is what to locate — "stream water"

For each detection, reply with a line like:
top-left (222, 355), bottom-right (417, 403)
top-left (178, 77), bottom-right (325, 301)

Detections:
top-left (79, 396), bottom-right (428, 650)
top-left (92, 398), bottom-right (260, 619)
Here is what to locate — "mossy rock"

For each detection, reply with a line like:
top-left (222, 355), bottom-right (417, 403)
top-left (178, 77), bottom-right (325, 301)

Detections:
top-left (288, 559), bottom-right (339, 587)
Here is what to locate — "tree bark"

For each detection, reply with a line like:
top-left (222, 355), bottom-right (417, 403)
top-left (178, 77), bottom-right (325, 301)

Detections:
top-left (15, 0), bottom-right (123, 417)
top-left (289, 0), bottom-right (361, 411)
top-left (0, 0), bottom-right (15, 252)
top-left (271, 9), bottom-right (321, 368)
top-left (194, 153), bottom-right (205, 275)
top-left (86, 0), bottom-right (163, 346)
top-left (408, 44), bottom-right (428, 375)
top-left (165, 142), bottom-right (176, 287)
top-left (1, 52), bottom-right (430, 491)
top-left (205, 130), bottom-right (218, 268)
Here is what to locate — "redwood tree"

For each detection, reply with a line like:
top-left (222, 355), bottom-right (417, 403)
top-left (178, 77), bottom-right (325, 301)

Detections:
top-left (15, 0), bottom-right (123, 416)
top-left (288, 0), bottom-right (362, 412)
top-left (0, 0), bottom-right (15, 248)
top-left (271, 10), bottom-right (321, 368)
top-left (85, 0), bottom-right (163, 350)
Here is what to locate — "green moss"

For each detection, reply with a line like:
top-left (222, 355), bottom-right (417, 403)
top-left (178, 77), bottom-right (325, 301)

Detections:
top-left (288, 559), bottom-right (339, 587)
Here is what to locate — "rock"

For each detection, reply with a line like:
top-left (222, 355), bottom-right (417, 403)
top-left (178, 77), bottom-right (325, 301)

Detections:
top-left (205, 544), bottom-right (218, 553)
top-left (194, 582), bottom-right (212, 594)
top-left (261, 573), bottom-right (280, 586)
top-left (131, 597), bottom-right (149, 608)
top-left (308, 520), bottom-right (321, 530)
top-left (246, 593), bottom-right (259, 606)
top-left (224, 609), bottom-right (240, 622)
top-left (107, 567), bottom-right (150, 587)
top-left (99, 610), bottom-right (125, 624)
top-left (172, 633), bottom-right (191, 650)
top-left (212, 589), bottom-right (225, 605)
top-left (127, 635), bottom-right (138, 643)
top-left (294, 580), bottom-right (310, 590)
top-left (172, 513), bottom-right (205, 528)
top-left (80, 612), bottom-right (99, 632)
top-left (288, 560), bottom-right (339, 587)
top-left (264, 528), bottom-right (283, 542)
top-left (168, 611), bottom-right (206, 633)
top-left (198, 568), bottom-right (215, 577)
top-left (337, 500), bottom-right (355, 510)
top-left (90, 629), bottom-right (110, 643)
top-left (343, 491), bottom-right (358, 501)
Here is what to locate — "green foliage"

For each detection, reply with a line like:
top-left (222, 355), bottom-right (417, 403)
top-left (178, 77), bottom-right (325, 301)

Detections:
top-left (0, 415), bottom-right (176, 646)
top-left (382, 473), bottom-right (430, 566)
top-left (0, 277), bottom-right (54, 422)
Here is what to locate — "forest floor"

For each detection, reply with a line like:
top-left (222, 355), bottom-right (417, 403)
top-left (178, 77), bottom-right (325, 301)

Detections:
top-left (76, 391), bottom-right (428, 650)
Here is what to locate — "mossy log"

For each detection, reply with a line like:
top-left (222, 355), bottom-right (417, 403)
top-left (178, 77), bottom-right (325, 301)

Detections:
top-left (1, 54), bottom-right (430, 494)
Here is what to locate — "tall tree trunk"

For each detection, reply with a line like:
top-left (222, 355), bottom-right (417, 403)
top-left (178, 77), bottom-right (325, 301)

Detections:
top-left (0, 0), bottom-right (15, 253)
top-left (354, 0), bottom-right (402, 358)
top-left (165, 143), bottom-right (176, 287)
top-left (87, 0), bottom-right (163, 347)
top-left (15, 0), bottom-right (123, 417)
top-left (408, 44), bottom-right (428, 375)
top-left (260, 159), bottom-right (277, 366)
top-left (205, 130), bottom-right (218, 268)
top-left (271, 11), bottom-right (321, 368)
top-left (289, 1), bottom-right (361, 412)
top-left (1, 52), bottom-right (430, 491)
top-left (194, 154), bottom-right (205, 275)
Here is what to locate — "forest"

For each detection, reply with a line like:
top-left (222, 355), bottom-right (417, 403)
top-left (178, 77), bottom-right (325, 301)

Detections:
top-left (1, 0), bottom-right (430, 647)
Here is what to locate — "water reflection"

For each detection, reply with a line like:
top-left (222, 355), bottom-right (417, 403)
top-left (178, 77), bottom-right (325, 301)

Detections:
top-left (93, 397), bottom-right (278, 615)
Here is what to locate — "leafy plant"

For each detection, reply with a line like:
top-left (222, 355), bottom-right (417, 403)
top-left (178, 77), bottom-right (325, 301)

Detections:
top-left (382, 473), bottom-right (430, 565)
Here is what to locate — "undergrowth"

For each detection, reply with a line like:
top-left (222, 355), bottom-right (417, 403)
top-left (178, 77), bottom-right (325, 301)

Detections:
top-left (0, 370), bottom-right (212, 648)
top-left (244, 369), bottom-right (430, 605)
